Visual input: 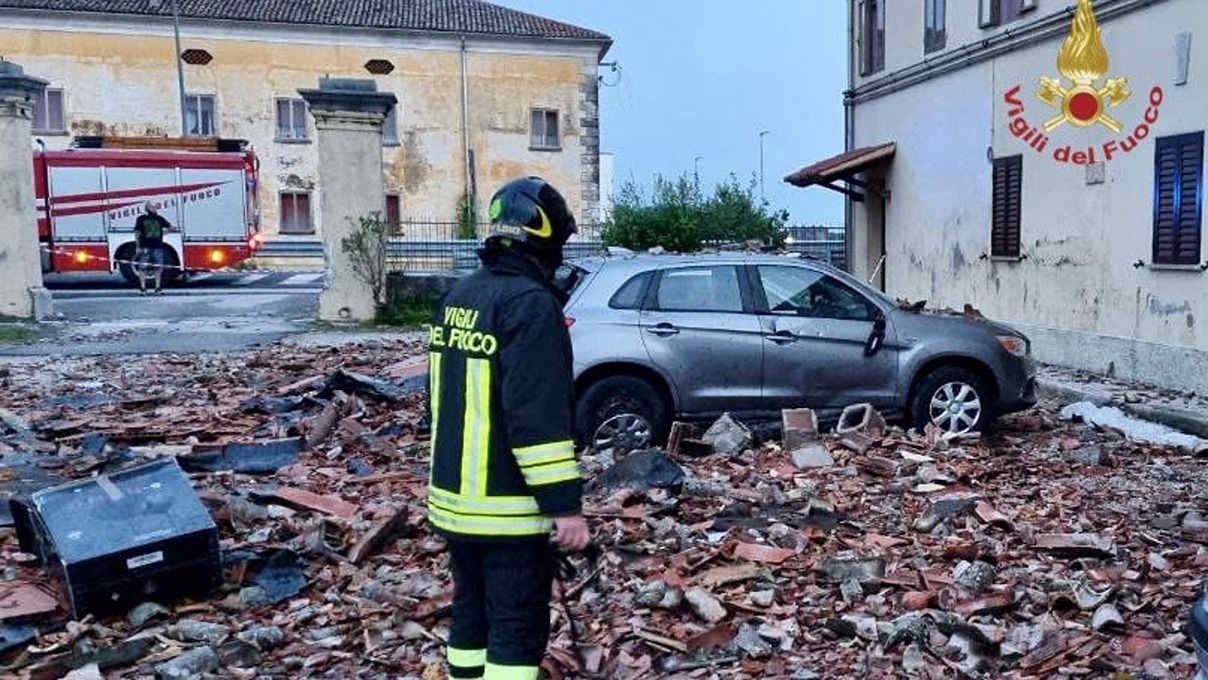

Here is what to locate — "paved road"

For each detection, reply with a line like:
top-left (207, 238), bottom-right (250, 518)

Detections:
top-left (3, 271), bottom-right (327, 356)
top-left (45, 270), bottom-right (326, 296)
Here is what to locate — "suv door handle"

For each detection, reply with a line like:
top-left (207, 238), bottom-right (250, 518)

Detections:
top-left (765, 330), bottom-right (798, 345)
top-left (646, 323), bottom-right (680, 337)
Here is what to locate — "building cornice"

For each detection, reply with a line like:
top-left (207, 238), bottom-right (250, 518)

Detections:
top-left (0, 8), bottom-right (608, 62)
top-left (849, 0), bottom-right (1170, 105)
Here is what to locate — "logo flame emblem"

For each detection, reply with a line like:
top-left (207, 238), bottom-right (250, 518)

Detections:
top-left (1036, 0), bottom-right (1131, 132)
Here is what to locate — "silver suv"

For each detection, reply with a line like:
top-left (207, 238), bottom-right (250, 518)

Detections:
top-left (561, 254), bottom-right (1037, 449)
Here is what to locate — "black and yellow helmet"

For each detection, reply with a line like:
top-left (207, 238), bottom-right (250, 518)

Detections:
top-left (485, 177), bottom-right (577, 255)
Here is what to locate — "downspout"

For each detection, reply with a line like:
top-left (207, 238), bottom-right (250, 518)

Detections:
top-left (460, 36), bottom-right (472, 221)
top-left (844, 0), bottom-right (855, 274)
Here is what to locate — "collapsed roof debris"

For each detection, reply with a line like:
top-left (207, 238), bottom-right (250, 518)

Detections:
top-left (0, 339), bottom-right (1206, 679)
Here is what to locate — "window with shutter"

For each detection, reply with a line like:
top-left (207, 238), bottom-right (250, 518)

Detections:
top-left (981, 0), bottom-right (1033, 28)
top-left (275, 98), bottom-right (308, 140)
top-left (280, 192), bottom-right (313, 234)
top-left (33, 88), bottom-right (65, 132)
top-left (1152, 132), bottom-right (1204, 266)
top-left (383, 105), bottom-right (399, 146)
top-left (385, 194), bottom-right (400, 230)
top-left (991, 155), bottom-right (1023, 258)
top-left (184, 94), bottom-right (216, 136)
top-left (530, 109), bottom-right (560, 149)
top-left (859, 0), bottom-right (885, 74)
top-left (925, 0), bottom-right (946, 54)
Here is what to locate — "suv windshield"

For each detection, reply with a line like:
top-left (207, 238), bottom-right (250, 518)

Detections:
top-left (825, 266), bottom-right (894, 308)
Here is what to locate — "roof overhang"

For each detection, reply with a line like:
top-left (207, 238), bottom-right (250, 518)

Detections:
top-left (784, 142), bottom-right (896, 202)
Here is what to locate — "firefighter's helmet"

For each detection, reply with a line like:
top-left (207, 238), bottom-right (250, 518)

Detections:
top-left (485, 177), bottom-right (577, 259)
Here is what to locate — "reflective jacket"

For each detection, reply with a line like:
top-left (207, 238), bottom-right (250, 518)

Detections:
top-left (426, 249), bottom-right (581, 541)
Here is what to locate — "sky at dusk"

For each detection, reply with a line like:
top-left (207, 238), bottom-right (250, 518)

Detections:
top-left (498, 0), bottom-right (849, 227)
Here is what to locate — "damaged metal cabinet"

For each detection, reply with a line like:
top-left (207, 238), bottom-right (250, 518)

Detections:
top-left (12, 458), bottom-right (221, 619)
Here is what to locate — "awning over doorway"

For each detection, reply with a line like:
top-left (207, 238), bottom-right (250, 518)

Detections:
top-left (784, 142), bottom-right (895, 202)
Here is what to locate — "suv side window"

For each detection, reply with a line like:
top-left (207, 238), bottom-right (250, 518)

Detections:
top-left (609, 271), bottom-right (652, 310)
top-left (655, 266), bottom-right (743, 312)
top-left (758, 266), bottom-right (875, 321)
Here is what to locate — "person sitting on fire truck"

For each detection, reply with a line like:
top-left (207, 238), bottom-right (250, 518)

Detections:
top-left (134, 201), bottom-right (173, 294)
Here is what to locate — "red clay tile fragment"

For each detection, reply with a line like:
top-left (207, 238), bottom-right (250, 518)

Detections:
top-left (269, 486), bottom-right (358, 519)
top-left (732, 542), bottom-right (796, 564)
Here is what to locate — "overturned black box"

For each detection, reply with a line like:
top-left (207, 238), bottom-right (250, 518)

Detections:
top-left (12, 458), bottom-right (221, 619)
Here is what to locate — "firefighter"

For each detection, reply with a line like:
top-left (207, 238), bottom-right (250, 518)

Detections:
top-left (427, 176), bottom-right (591, 680)
top-left (133, 201), bottom-right (172, 294)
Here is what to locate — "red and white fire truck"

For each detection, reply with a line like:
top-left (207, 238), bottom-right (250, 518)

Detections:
top-left (34, 136), bottom-right (263, 285)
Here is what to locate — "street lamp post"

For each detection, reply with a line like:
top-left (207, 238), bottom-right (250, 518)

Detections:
top-left (758, 130), bottom-right (771, 202)
top-left (169, 0), bottom-right (188, 134)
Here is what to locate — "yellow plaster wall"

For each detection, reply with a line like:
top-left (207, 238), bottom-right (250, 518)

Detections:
top-left (4, 26), bottom-right (592, 237)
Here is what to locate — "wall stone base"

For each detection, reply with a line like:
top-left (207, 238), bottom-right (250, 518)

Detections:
top-left (386, 271), bottom-right (462, 302)
top-left (1009, 321), bottom-right (1208, 394)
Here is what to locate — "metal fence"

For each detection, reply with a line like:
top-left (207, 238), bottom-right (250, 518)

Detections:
top-left (256, 220), bottom-right (847, 273)
top-left (386, 221), bottom-right (607, 272)
top-left (785, 239), bottom-right (847, 271)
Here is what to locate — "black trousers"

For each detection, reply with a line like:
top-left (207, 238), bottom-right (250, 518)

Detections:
top-left (446, 540), bottom-right (555, 680)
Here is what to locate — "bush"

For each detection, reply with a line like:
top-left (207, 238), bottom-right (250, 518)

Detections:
top-left (340, 213), bottom-right (390, 308)
top-left (376, 293), bottom-right (436, 327)
top-left (601, 173), bottom-right (788, 252)
top-left (456, 192), bottom-right (477, 240)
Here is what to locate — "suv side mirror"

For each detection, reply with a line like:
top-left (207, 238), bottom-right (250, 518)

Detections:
top-left (864, 312), bottom-right (887, 357)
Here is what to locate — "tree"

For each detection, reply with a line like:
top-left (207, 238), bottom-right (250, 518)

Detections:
top-left (601, 172), bottom-right (788, 252)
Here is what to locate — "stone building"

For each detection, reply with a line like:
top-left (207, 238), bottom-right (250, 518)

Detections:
top-left (0, 0), bottom-right (611, 239)
top-left (789, 0), bottom-right (1207, 393)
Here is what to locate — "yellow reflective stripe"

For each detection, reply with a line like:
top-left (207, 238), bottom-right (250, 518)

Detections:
top-left (428, 352), bottom-right (442, 482)
top-left (428, 503), bottom-right (553, 536)
top-left (460, 358), bottom-right (491, 496)
top-left (513, 440), bottom-right (575, 467)
top-left (520, 460), bottom-right (580, 486)
top-left (429, 497), bottom-right (539, 519)
top-left (448, 647), bottom-right (486, 668)
top-left (484, 662), bottom-right (539, 680)
top-left (428, 486), bottom-right (540, 514)
top-left (476, 360), bottom-right (490, 496)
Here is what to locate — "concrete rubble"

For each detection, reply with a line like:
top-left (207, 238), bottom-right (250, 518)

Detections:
top-left (0, 340), bottom-right (1206, 678)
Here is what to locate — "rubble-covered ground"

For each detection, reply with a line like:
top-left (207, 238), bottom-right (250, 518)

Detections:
top-left (1, 338), bottom-right (1207, 680)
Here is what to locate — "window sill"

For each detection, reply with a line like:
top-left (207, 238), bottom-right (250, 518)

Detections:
top-left (384, 141), bottom-right (401, 148)
top-left (990, 255), bottom-right (1024, 263)
top-left (1148, 263), bottom-right (1205, 272)
top-left (529, 145), bottom-right (563, 152)
top-left (278, 231), bottom-right (316, 236)
top-left (33, 130), bottom-right (69, 136)
top-left (275, 138), bottom-right (312, 144)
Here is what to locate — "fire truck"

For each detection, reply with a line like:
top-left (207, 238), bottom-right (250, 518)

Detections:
top-left (34, 136), bottom-right (263, 285)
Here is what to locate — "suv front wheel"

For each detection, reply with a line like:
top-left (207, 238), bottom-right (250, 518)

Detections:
top-left (911, 366), bottom-right (992, 436)
top-left (575, 375), bottom-right (668, 452)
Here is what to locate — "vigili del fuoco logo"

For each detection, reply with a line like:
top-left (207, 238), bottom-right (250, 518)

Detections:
top-left (1003, 0), bottom-right (1163, 165)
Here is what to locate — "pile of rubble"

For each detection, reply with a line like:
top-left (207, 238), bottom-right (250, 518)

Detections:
top-left (1, 340), bottom-right (1206, 680)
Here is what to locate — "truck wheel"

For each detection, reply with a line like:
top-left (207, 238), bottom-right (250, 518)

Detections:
top-left (161, 248), bottom-right (183, 284)
top-left (117, 247), bottom-right (182, 287)
top-left (116, 245), bottom-right (140, 286)
top-left (575, 375), bottom-right (668, 452)
top-left (911, 366), bottom-right (992, 436)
